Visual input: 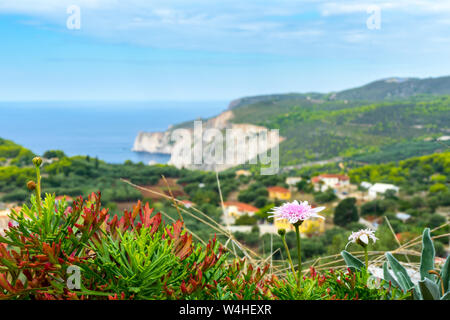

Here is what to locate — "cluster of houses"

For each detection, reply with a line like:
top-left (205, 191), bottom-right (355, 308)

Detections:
top-left (0, 169), bottom-right (402, 238)
top-left (219, 171), bottom-right (401, 237)
top-left (219, 183), bottom-right (326, 236)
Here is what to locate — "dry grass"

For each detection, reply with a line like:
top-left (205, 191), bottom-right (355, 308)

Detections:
top-left (121, 177), bottom-right (450, 279)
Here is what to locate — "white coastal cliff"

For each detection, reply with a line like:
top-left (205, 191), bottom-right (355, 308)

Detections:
top-left (132, 109), bottom-right (284, 171)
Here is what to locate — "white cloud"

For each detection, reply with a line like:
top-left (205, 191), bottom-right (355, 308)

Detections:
top-left (0, 0), bottom-right (449, 55)
top-left (320, 0), bottom-right (450, 16)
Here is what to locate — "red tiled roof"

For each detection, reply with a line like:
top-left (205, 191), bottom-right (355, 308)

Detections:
top-left (311, 177), bottom-right (321, 183)
top-left (312, 174), bottom-right (349, 183)
top-left (223, 201), bottom-right (259, 213)
top-left (267, 186), bottom-right (290, 193)
top-left (319, 174), bottom-right (349, 180)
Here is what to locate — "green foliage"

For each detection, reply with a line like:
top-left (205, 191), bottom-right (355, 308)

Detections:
top-left (333, 198), bottom-right (359, 227)
top-left (342, 228), bottom-right (450, 300)
top-left (341, 250), bottom-right (365, 271)
top-left (234, 214), bottom-right (258, 226)
top-left (255, 203), bottom-right (275, 222)
top-left (271, 268), bottom-right (399, 300)
top-left (1, 190), bottom-right (29, 202)
top-left (232, 93), bottom-right (450, 165)
top-left (429, 183), bottom-right (447, 193)
top-left (0, 158), bottom-right (414, 300)
top-left (42, 150), bottom-right (67, 159)
top-left (313, 189), bottom-right (337, 204)
top-left (238, 183), bottom-right (268, 205)
top-left (360, 199), bottom-right (393, 216)
top-left (0, 138), bottom-right (35, 166)
top-left (349, 152), bottom-right (450, 191)
top-left (296, 180), bottom-right (314, 193)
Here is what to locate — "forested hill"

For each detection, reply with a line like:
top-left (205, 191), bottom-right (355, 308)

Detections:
top-left (230, 94), bottom-right (450, 166)
top-left (334, 76), bottom-right (450, 101)
top-left (133, 76), bottom-right (450, 169)
top-left (228, 75), bottom-right (450, 109)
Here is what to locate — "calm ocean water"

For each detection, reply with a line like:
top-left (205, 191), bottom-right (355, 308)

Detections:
top-left (0, 101), bottom-right (228, 164)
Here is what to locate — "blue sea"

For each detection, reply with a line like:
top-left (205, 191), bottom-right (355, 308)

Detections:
top-left (0, 101), bottom-right (228, 164)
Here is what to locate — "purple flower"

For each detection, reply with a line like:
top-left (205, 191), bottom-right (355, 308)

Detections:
top-left (269, 200), bottom-right (325, 225)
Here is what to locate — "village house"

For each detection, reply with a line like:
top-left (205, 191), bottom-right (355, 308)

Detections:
top-left (311, 174), bottom-right (350, 192)
top-left (437, 135), bottom-right (450, 141)
top-left (222, 201), bottom-right (259, 219)
top-left (285, 177), bottom-right (302, 187)
top-left (360, 181), bottom-right (373, 190)
top-left (367, 183), bottom-right (399, 200)
top-left (395, 212), bottom-right (411, 222)
top-left (267, 186), bottom-right (291, 201)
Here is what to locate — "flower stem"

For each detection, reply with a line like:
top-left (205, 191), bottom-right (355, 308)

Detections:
top-left (364, 246), bottom-right (369, 270)
top-left (281, 234), bottom-right (297, 282)
top-left (35, 165), bottom-right (42, 215)
top-left (294, 224), bottom-right (302, 291)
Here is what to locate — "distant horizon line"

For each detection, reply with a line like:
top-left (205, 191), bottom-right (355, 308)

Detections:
top-left (0, 74), bottom-right (448, 104)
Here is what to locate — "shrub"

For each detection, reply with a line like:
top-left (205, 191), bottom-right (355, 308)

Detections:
top-left (314, 189), bottom-right (337, 203)
top-left (333, 198), bottom-right (359, 227)
top-left (234, 214), bottom-right (258, 226)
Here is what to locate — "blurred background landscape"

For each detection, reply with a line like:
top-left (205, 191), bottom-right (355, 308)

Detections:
top-left (0, 0), bottom-right (449, 270)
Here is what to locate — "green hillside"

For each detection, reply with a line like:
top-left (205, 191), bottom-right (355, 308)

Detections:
top-left (229, 76), bottom-right (450, 110)
top-left (334, 76), bottom-right (450, 101)
top-left (231, 95), bottom-right (450, 165)
top-left (0, 138), bottom-right (35, 166)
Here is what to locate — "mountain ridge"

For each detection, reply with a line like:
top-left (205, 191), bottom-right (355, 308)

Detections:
top-left (227, 75), bottom-right (450, 110)
top-left (133, 75), bottom-right (450, 169)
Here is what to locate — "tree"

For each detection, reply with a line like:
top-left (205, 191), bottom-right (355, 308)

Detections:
top-left (314, 189), bottom-right (337, 203)
top-left (429, 183), bottom-right (447, 193)
top-left (255, 203), bottom-right (275, 222)
top-left (43, 150), bottom-right (66, 159)
top-left (333, 197), bottom-right (359, 227)
top-left (254, 196), bottom-right (267, 208)
top-left (192, 190), bottom-right (219, 206)
top-left (234, 214), bottom-right (258, 226)
top-left (296, 180), bottom-right (313, 193)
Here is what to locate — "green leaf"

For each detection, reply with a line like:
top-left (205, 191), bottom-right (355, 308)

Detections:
top-left (341, 250), bottom-right (364, 271)
top-left (418, 278), bottom-right (441, 300)
top-left (383, 261), bottom-right (400, 289)
top-left (441, 291), bottom-right (450, 300)
top-left (420, 228), bottom-right (435, 281)
top-left (440, 256), bottom-right (450, 293)
top-left (412, 284), bottom-right (422, 300)
top-left (385, 252), bottom-right (414, 291)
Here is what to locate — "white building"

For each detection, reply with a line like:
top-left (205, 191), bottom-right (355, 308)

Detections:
top-left (312, 174), bottom-right (350, 192)
top-left (221, 201), bottom-right (259, 225)
top-left (368, 183), bottom-right (399, 200)
top-left (396, 212), bottom-right (411, 222)
top-left (360, 181), bottom-right (373, 190)
top-left (226, 223), bottom-right (278, 235)
top-left (286, 177), bottom-right (302, 186)
top-left (437, 136), bottom-right (450, 141)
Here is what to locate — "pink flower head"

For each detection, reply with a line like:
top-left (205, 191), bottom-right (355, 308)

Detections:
top-left (269, 200), bottom-right (325, 225)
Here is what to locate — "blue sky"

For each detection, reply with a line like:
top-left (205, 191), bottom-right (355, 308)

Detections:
top-left (0, 0), bottom-right (450, 101)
